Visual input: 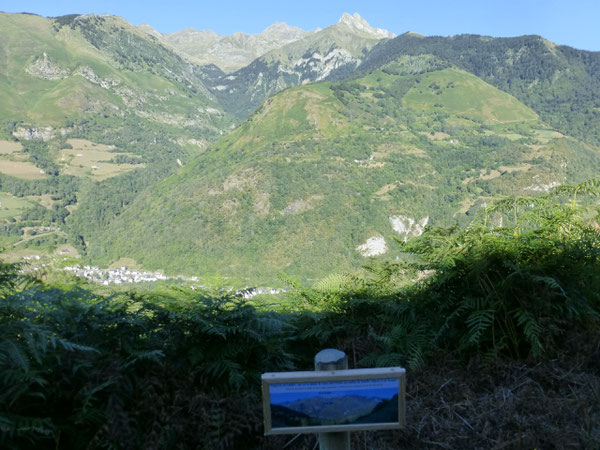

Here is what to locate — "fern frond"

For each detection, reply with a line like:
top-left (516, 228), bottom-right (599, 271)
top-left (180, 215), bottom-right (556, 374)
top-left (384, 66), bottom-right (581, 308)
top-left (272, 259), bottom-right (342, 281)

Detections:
top-left (513, 310), bottom-right (543, 357)
top-left (464, 308), bottom-right (495, 348)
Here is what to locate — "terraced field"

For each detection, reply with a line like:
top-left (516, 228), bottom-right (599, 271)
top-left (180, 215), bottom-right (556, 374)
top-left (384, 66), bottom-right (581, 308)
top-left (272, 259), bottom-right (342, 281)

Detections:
top-left (0, 159), bottom-right (47, 179)
top-left (59, 138), bottom-right (144, 181)
top-left (0, 140), bottom-right (22, 154)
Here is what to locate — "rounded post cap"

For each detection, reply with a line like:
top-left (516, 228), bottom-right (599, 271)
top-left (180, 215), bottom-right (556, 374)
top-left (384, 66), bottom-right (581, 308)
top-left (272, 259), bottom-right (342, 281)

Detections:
top-left (314, 348), bottom-right (348, 370)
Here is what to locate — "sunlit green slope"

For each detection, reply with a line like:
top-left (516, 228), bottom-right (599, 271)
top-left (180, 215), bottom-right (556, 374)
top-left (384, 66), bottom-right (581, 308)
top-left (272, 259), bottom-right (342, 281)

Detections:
top-left (0, 12), bottom-right (236, 263)
top-left (0, 12), bottom-right (231, 139)
top-left (360, 33), bottom-right (600, 146)
top-left (82, 59), bottom-right (600, 283)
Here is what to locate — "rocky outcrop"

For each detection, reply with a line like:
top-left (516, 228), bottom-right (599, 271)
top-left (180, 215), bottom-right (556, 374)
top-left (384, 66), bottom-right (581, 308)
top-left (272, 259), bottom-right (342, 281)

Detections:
top-left (337, 13), bottom-right (395, 39)
top-left (26, 53), bottom-right (122, 90)
top-left (73, 66), bottom-right (120, 88)
top-left (13, 126), bottom-right (54, 141)
top-left (161, 22), bottom-right (315, 72)
top-left (197, 13), bottom-right (393, 119)
top-left (356, 236), bottom-right (388, 257)
top-left (25, 53), bottom-right (69, 80)
top-left (12, 126), bottom-right (73, 141)
top-left (389, 215), bottom-right (429, 242)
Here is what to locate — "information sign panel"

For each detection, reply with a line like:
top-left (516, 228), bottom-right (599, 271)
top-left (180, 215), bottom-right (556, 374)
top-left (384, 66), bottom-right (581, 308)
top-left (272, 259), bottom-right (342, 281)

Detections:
top-left (262, 367), bottom-right (405, 435)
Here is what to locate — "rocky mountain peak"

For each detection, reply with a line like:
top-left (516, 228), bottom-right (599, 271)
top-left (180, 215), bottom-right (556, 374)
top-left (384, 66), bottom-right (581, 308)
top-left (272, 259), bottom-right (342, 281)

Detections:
top-left (137, 23), bottom-right (162, 39)
top-left (338, 12), bottom-right (395, 39)
top-left (263, 22), bottom-right (304, 34)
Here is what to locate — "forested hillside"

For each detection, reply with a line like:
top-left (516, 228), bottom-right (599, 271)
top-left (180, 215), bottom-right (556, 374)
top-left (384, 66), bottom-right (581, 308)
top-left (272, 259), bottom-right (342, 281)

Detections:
top-left (79, 57), bottom-right (600, 283)
top-left (1, 11), bottom-right (599, 285)
top-left (360, 33), bottom-right (600, 145)
top-left (0, 12), bottom-right (233, 263)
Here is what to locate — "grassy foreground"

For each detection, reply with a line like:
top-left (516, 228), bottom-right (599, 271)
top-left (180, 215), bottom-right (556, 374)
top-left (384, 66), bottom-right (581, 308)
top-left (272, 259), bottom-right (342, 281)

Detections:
top-left (1, 181), bottom-right (599, 449)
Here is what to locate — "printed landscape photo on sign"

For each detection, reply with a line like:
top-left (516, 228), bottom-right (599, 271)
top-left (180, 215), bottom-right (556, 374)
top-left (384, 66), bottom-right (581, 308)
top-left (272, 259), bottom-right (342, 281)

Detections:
top-left (262, 367), bottom-right (406, 435)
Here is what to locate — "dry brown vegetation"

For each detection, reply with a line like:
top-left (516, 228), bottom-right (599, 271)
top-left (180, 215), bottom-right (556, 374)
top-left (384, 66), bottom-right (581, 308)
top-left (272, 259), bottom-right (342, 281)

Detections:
top-left (0, 139), bottom-right (22, 154)
top-left (0, 159), bottom-right (47, 179)
top-left (59, 138), bottom-right (144, 181)
top-left (262, 332), bottom-right (600, 450)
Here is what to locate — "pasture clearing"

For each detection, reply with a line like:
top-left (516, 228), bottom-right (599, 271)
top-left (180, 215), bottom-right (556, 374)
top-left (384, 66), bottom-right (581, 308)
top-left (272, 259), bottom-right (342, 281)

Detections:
top-left (0, 244), bottom-right (80, 264)
top-left (59, 138), bottom-right (144, 181)
top-left (26, 194), bottom-right (56, 209)
top-left (0, 158), bottom-right (47, 179)
top-left (499, 133), bottom-right (526, 141)
top-left (0, 248), bottom-right (46, 263)
top-left (456, 198), bottom-right (475, 214)
top-left (54, 244), bottom-right (80, 258)
top-left (420, 131), bottom-right (451, 141)
top-left (403, 68), bottom-right (538, 124)
top-left (0, 192), bottom-right (33, 219)
top-left (499, 163), bottom-right (532, 173)
top-left (534, 129), bottom-right (565, 144)
top-left (0, 140), bottom-right (23, 154)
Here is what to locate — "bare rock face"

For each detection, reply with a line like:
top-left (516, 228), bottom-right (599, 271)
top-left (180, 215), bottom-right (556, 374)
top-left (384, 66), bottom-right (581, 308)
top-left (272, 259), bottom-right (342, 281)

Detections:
top-left (25, 53), bottom-right (69, 80)
top-left (73, 66), bottom-right (121, 88)
top-left (13, 126), bottom-right (54, 141)
top-left (337, 12), bottom-right (395, 39)
top-left (356, 236), bottom-right (388, 257)
top-left (162, 22), bottom-right (315, 73)
top-left (12, 125), bottom-right (74, 141)
top-left (197, 13), bottom-right (395, 119)
top-left (25, 54), bottom-right (122, 90)
top-left (389, 215), bottom-right (429, 242)
top-left (160, 14), bottom-right (394, 74)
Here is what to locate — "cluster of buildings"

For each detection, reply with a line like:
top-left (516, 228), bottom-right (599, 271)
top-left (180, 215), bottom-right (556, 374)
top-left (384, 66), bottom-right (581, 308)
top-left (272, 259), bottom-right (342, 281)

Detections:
top-left (61, 264), bottom-right (286, 297)
top-left (240, 286), bottom-right (287, 298)
top-left (63, 265), bottom-right (174, 285)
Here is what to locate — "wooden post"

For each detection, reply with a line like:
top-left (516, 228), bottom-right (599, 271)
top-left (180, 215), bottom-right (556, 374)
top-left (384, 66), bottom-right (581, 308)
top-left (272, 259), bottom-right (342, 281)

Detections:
top-left (314, 349), bottom-right (351, 450)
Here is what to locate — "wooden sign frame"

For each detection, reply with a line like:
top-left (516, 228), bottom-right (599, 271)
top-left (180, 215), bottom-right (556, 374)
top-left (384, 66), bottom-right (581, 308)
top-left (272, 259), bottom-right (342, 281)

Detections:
top-left (262, 367), bottom-right (406, 435)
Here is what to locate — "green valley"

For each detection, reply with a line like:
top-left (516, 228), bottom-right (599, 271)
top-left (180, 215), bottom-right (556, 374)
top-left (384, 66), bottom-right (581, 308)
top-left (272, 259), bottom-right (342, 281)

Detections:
top-left (1, 8), bottom-right (599, 450)
top-left (0, 12), bottom-right (599, 286)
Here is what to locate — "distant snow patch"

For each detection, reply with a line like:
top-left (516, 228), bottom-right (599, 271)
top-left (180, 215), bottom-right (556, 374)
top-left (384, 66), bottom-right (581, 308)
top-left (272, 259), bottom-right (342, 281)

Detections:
top-left (356, 236), bottom-right (387, 257)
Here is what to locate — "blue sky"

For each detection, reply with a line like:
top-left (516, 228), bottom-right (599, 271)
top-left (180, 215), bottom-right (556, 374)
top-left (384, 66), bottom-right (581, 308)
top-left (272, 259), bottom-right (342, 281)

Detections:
top-left (1, 0), bottom-right (599, 50)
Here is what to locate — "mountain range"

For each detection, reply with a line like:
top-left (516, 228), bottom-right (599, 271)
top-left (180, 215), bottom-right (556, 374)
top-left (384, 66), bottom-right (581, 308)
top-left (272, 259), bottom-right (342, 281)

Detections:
top-left (145, 12), bottom-right (394, 73)
top-left (282, 394), bottom-right (383, 421)
top-left (0, 11), bottom-right (598, 285)
top-left (271, 393), bottom-right (398, 427)
top-left (156, 22), bottom-right (316, 73)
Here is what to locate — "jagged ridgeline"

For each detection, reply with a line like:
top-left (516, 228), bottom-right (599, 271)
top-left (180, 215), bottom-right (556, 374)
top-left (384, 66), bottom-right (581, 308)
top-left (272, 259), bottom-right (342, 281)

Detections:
top-left (84, 55), bottom-right (600, 283)
top-left (197, 12), bottom-right (394, 120)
